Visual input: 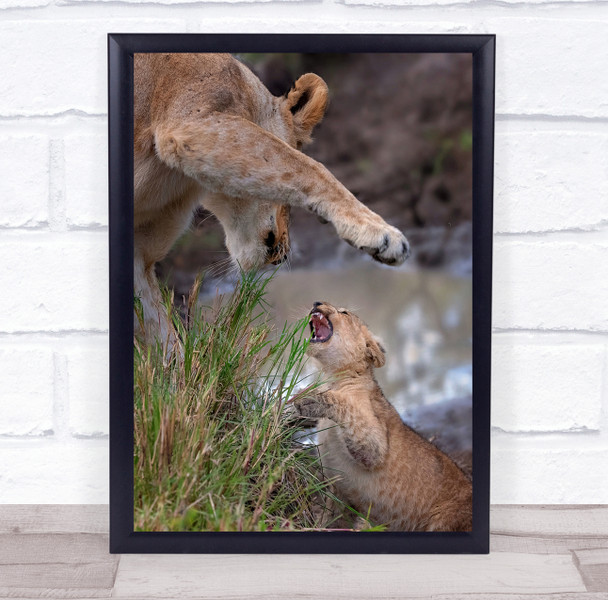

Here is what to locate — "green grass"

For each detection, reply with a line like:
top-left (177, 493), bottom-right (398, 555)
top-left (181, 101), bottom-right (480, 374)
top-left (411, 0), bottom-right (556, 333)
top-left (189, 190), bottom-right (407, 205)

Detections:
top-left (133, 271), bottom-right (341, 532)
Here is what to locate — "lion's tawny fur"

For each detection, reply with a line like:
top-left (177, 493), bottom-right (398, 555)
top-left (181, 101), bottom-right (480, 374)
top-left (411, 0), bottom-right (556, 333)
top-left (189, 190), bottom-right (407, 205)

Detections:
top-left (298, 302), bottom-right (472, 532)
top-left (133, 54), bottom-right (410, 348)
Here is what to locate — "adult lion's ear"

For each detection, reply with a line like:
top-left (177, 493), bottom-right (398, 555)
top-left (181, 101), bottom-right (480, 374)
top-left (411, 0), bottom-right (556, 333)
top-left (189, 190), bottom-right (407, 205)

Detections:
top-left (365, 332), bottom-right (386, 369)
top-left (284, 73), bottom-right (328, 145)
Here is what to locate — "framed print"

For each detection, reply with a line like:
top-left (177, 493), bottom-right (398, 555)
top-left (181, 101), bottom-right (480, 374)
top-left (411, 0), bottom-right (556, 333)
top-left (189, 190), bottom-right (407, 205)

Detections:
top-left (109, 33), bottom-right (494, 554)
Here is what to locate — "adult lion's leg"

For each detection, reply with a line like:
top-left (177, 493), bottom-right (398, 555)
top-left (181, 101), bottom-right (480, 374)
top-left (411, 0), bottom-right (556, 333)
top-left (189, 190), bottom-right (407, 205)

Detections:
top-left (154, 114), bottom-right (410, 266)
top-left (134, 245), bottom-right (179, 355)
top-left (133, 195), bottom-right (196, 354)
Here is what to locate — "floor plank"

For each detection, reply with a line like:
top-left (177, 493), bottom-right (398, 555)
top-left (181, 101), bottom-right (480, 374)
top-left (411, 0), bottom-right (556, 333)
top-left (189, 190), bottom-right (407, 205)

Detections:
top-left (491, 506), bottom-right (608, 537)
top-left (491, 533), bottom-right (608, 555)
top-left (572, 548), bottom-right (608, 593)
top-left (112, 553), bottom-right (588, 599)
top-left (0, 532), bottom-right (117, 598)
top-left (0, 505), bottom-right (108, 534)
top-left (0, 533), bottom-right (110, 564)
top-left (0, 563), bottom-right (113, 597)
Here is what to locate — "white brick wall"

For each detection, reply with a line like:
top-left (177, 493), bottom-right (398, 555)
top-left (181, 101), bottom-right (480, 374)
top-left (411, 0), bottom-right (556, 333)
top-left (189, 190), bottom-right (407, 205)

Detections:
top-left (67, 341), bottom-right (109, 436)
top-left (0, 136), bottom-right (49, 228)
top-left (494, 238), bottom-right (608, 331)
top-left (64, 134), bottom-right (109, 228)
top-left (495, 125), bottom-right (608, 233)
top-left (0, 439), bottom-right (108, 503)
top-left (492, 339), bottom-right (604, 432)
top-left (0, 347), bottom-right (54, 435)
top-left (0, 1), bottom-right (607, 504)
top-left (0, 233), bottom-right (108, 332)
top-left (0, 19), bottom-right (187, 116)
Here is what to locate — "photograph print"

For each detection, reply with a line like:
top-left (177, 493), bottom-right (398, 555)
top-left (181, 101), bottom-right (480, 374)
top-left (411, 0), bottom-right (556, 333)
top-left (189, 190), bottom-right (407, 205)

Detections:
top-left (111, 35), bottom-right (493, 553)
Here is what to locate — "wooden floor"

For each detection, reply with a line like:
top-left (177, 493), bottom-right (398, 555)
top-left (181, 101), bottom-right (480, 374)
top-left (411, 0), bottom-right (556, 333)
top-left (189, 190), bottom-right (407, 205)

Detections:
top-left (1, 505), bottom-right (607, 599)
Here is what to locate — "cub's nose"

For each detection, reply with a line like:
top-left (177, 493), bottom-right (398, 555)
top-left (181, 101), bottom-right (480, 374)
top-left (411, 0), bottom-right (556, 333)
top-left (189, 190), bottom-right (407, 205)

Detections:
top-left (310, 301), bottom-right (325, 314)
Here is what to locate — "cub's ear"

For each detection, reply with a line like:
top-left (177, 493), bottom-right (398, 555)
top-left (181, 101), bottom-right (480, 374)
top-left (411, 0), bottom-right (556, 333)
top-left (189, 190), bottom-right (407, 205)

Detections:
top-left (284, 73), bottom-right (328, 146)
top-left (365, 332), bottom-right (386, 369)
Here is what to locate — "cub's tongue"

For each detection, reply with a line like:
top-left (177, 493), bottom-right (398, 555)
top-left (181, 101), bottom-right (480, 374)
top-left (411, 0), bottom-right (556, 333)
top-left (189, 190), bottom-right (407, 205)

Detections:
top-left (310, 311), bottom-right (333, 343)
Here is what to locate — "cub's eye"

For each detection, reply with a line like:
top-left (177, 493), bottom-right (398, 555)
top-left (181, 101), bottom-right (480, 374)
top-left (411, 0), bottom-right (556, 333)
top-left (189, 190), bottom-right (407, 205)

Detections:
top-left (338, 310), bottom-right (349, 315)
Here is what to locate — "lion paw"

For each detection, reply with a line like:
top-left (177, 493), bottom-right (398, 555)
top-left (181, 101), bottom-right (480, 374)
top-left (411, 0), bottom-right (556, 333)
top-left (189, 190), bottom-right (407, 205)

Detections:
top-left (346, 223), bottom-right (410, 266)
top-left (294, 394), bottom-right (331, 419)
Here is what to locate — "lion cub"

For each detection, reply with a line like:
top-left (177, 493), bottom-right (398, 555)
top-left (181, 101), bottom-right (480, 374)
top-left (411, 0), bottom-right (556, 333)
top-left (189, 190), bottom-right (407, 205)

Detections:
top-left (295, 302), bottom-right (472, 532)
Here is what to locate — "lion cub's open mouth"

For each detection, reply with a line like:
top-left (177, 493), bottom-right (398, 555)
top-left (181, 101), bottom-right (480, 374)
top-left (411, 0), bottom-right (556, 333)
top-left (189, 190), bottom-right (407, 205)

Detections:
top-left (310, 311), bottom-right (333, 343)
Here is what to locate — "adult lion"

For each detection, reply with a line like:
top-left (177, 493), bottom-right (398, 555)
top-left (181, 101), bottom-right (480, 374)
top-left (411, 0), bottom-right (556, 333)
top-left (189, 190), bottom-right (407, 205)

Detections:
top-left (134, 53), bottom-right (410, 348)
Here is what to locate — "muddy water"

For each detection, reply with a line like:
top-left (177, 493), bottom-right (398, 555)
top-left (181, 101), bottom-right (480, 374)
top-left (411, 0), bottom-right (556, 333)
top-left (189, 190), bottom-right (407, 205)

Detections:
top-left (265, 265), bottom-right (472, 418)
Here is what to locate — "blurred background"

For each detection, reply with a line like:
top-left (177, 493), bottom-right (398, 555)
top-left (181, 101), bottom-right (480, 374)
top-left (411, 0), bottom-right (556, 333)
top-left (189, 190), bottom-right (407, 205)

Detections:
top-left (157, 53), bottom-right (473, 460)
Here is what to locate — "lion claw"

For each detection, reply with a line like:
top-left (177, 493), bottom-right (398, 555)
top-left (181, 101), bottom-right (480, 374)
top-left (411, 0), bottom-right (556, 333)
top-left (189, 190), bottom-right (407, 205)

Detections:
top-left (375, 236), bottom-right (410, 265)
top-left (367, 230), bottom-right (410, 266)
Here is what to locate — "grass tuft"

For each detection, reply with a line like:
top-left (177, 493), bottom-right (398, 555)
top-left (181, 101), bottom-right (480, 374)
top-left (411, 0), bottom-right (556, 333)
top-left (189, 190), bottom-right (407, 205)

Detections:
top-left (134, 270), bottom-right (335, 532)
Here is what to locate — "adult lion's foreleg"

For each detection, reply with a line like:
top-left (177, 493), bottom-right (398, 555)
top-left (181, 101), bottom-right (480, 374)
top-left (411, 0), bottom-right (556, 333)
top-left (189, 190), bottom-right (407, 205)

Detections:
top-left (154, 114), bottom-right (410, 266)
top-left (133, 198), bottom-right (194, 354)
top-left (134, 247), bottom-right (180, 355)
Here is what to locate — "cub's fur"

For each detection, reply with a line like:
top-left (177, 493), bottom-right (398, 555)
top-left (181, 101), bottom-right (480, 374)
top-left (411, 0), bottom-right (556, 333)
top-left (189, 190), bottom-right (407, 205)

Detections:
top-left (134, 54), bottom-right (409, 349)
top-left (296, 302), bottom-right (472, 532)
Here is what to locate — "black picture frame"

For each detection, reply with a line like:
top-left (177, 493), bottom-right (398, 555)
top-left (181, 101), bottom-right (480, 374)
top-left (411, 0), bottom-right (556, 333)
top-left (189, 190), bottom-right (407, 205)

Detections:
top-left (109, 33), bottom-right (494, 554)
